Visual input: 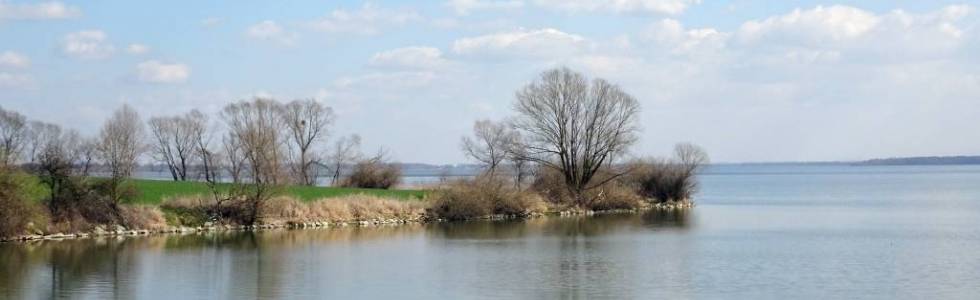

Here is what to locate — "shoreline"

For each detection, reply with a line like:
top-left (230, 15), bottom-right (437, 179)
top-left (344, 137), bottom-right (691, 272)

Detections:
top-left (0, 201), bottom-right (693, 243)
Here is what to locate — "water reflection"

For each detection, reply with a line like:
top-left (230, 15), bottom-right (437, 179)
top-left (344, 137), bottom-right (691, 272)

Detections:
top-left (0, 213), bottom-right (698, 299)
top-left (641, 209), bottom-right (692, 230)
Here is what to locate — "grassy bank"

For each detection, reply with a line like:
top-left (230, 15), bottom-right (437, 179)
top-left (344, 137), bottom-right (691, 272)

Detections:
top-left (130, 179), bottom-right (426, 204)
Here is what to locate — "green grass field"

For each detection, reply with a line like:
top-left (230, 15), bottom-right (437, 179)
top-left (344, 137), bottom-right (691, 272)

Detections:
top-left (129, 179), bottom-right (427, 205)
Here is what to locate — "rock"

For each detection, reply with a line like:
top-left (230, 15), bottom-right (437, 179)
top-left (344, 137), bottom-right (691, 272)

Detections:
top-left (93, 226), bottom-right (107, 235)
top-left (204, 222), bottom-right (213, 227)
top-left (114, 225), bottom-right (126, 232)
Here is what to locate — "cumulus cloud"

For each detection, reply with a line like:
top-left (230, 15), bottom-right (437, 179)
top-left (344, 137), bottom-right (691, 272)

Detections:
top-left (61, 30), bottom-right (115, 60)
top-left (643, 18), bottom-right (728, 56)
top-left (245, 20), bottom-right (298, 45)
top-left (125, 44), bottom-right (150, 55)
top-left (532, 0), bottom-right (698, 15)
top-left (370, 46), bottom-right (450, 69)
top-left (729, 5), bottom-right (976, 63)
top-left (446, 0), bottom-right (523, 15)
top-left (0, 1), bottom-right (80, 20)
top-left (737, 5), bottom-right (880, 45)
top-left (309, 3), bottom-right (422, 35)
top-left (136, 60), bottom-right (190, 83)
top-left (0, 51), bottom-right (29, 68)
top-left (452, 28), bottom-right (591, 58)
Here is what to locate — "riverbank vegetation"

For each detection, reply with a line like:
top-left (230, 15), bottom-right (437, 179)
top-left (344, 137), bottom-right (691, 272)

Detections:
top-left (0, 67), bottom-right (707, 241)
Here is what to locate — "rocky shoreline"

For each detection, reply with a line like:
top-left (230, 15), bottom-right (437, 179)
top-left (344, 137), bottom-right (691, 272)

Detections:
top-left (1, 201), bottom-right (693, 243)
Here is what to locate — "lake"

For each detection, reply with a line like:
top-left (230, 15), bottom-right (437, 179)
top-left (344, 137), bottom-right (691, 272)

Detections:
top-left (3, 164), bottom-right (980, 299)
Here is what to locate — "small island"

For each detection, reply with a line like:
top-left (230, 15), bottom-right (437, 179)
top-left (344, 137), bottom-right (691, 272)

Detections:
top-left (0, 68), bottom-right (706, 242)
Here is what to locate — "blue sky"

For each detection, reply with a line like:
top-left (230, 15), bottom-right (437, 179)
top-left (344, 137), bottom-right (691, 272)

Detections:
top-left (2, 0), bottom-right (979, 163)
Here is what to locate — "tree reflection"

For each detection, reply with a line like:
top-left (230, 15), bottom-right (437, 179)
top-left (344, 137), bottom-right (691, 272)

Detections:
top-left (641, 209), bottom-right (692, 230)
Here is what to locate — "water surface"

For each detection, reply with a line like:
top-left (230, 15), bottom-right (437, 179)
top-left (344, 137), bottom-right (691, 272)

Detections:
top-left (4, 164), bottom-right (980, 299)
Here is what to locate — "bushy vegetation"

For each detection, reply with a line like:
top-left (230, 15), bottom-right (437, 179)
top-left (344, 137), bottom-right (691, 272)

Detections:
top-left (429, 177), bottom-right (547, 220)
top-left (623, 144), bottom-right (709, 203)
top-left (0, 167), bottom-right (47, 237)
top-left (340, 155), bottom-right (401, 189)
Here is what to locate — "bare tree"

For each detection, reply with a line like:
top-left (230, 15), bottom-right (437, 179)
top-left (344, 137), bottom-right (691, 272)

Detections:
top-left (76, 136), bottom-right (98, 176)
top-left (504, 130), bottom-right (533, 189)
top-left (0, 106), bottom-right (28, 166)
top-left (32, 123), bottom-right (83, 215)
top-left (97, 104), bottom-right (146, 204)
top-left (222, 132), bottom-right (246, 184)
top-left (326, 134), bottom-right (361, 186)
top-left (281, 99), bottom-right (334, 186)
top-left (221, 98), bottom-right (287, 224)
top-left (461, 119), bottom-right (513, 178)
top-left (186, 109), bottom-right (220, 183)
top-left (25, 121), bottom-right (49, 165)
top-left (148, 115), bottom-right (194, 181)
top-left (511, 67), bottom-right (641, 204)
top-left (673, 142), bottom-right (709, 197)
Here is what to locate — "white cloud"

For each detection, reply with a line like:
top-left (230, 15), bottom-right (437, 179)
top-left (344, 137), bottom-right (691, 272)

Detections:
top-left (125, 44), bottom-right (150, 55)
top-left (245, 20), bottom-right (298, 45)
top-left (0, 72), bottom-right (33, 88)
top-left (644, 18), bottom-right (727, 55)
top-left (532, 0), bottom-right (698, 15)
top-left (61, 30), bottom-right (115, 60)
top-left (0, 51), bottom-right (29, 68)
top-left (729, 4), bottom-right (975, 63)
top-left (446, 0), bottom-right (523, 15)
top-left (737, 5), bottom-right (880, 45)
top-left (370, 46), bottom-right (449, 69)
top-left (452, 28), bottom-right (591, 58)
top-left (136, 60), bottom-right (190, 83)
top-left (0, 1), bottom-right (79, 20)
top-left (309, 3), bottom-right (422, 35)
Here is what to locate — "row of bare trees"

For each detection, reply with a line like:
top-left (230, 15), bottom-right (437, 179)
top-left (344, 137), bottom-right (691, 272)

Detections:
top-left (0, 104), bottom-right (145, 225)
top-left (2, 98), bottom-right (378, 224)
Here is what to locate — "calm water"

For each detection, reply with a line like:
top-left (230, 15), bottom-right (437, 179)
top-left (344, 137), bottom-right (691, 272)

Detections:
top-left (4, 164), bottom-right (980, 299)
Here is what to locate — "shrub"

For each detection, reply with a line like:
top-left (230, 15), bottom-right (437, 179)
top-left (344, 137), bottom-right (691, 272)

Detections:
top-left (624, 159), bottom-right (697, 203)
top-left (529, 167), bottom-right (574, 204)
top-left (340, 159), bottom-right (401, 189)
top-left (429, 177), bottom-right (548, 220)
top-left (160, 196), bottom-right (211, 227)
top-left (0, 167), bottom-right (47, 238)
top-left (529, 166), bottom-right (640, 210)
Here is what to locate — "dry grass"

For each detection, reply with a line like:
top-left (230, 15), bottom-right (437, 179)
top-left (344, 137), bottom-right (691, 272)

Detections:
top-left (259, 195), bottom-right (426, 224)
top-left (119, 205), bottom-right (168, 230)
top-left (583, 182), bottom-right (643, 211)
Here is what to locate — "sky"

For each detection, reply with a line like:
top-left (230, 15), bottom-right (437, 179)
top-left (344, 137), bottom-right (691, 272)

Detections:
top-left (1, 0), bottom-right (979, 164)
